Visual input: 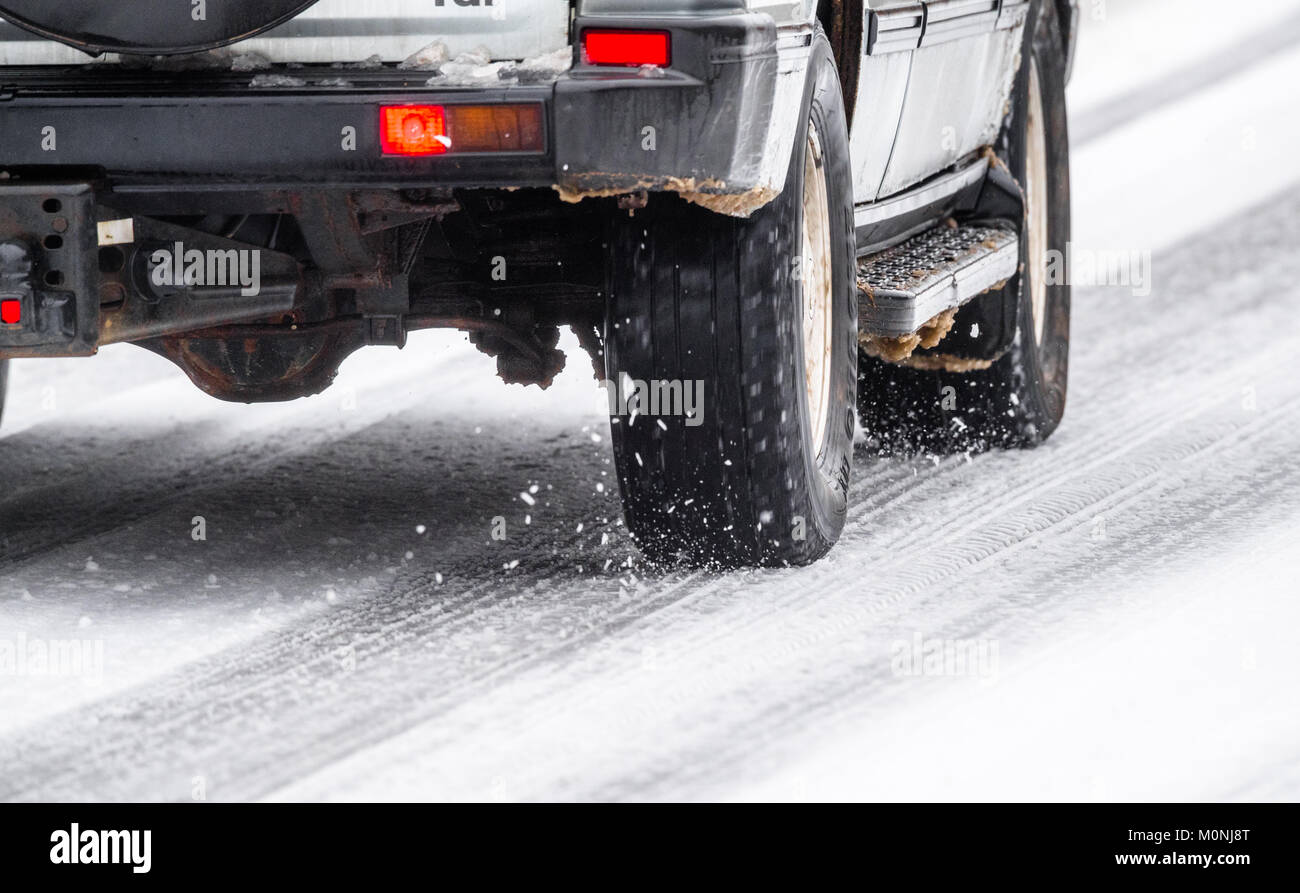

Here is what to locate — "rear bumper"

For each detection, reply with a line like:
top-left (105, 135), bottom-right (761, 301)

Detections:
top-left (0, 11), bottom-right (791, 202)
top-left (0, 76), bottom-right (557, 189)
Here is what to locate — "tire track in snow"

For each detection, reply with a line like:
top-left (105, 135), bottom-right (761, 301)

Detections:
top-left (0, 342), bottom-right (508, 569)
top-left (618, 416), bottom-right (1300, 802)
top-left (364, 389), bottom-right (1300, 802)
top-left (5, 63), bottom-right (1300, 801)
top-left (0, 405), bottom-right (711, 799)
top-left (261, 189), bottom-right (1300, 800)
top-left (9, 182), bottom-right (1300, 801)
top-left (11, 283), bottom-right (1294, 802)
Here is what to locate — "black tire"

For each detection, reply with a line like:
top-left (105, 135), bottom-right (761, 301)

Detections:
top-left (604, 33), bottom-right (857, 568)
top-left (857, 0), bottom-right (1072, 454)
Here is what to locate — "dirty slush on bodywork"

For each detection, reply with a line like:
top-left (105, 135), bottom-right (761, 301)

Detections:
top-left (0, 0), bottom-right (1077, 568)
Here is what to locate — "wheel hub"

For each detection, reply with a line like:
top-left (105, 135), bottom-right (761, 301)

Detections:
top-left (1025, 60), bottom-right (1050, 348)
top-left (800, 122), bottom-right (835, 453)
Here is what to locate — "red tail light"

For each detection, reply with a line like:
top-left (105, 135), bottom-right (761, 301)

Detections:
top-left (381, 105), bottom-right (450, 156)
top-left (0, 299), bottom-right (20, 325)
top-left (581, 29), bottom-right (671, 67)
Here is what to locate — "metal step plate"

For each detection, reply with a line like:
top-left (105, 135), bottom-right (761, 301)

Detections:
top-left (857, 223), bottom-right (1019, 338)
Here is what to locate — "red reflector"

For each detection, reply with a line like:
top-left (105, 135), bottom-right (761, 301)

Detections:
top-left (381, 105), bottom-right (449, 156)
top-left (0, 299), bottom-right (20, 325)
top-left (582, 29), bottom-right (671, 67)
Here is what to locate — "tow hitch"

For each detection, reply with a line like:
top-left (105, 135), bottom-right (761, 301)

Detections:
top-left (0, 181), bottom-right (301, 359)
top-left (0, 182), bottom-right (99, 357)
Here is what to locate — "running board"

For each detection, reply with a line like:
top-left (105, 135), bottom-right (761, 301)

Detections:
top-left (856, 222), bottom-right (1019, 338)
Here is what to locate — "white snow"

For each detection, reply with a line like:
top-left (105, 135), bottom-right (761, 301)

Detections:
top-left (1072, 38), bottom-right (1300, 255)
top-left (250, 74), bottom-right (308, 88)
top-left (230, 52), bottom-right (272, 73)
top-left (1068, 0), bottom-right (1300, 117)
top-left (398, 41), bottom-right (450, 71)
top-left (512, 46), bottom-right (573, 76)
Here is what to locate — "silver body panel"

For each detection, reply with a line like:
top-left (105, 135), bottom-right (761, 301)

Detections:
top-left (877, 27), bottom-right (1021, 197)
top-left (851, 0), bottom-right (1028, 205)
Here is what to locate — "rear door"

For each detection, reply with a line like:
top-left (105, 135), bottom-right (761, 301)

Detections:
top-left (873, 0), bottom-right (1027, 199)
top-left (849, 1), bottom-right (920, 205)
top-left (851, 0), bottom-right (1028, 203)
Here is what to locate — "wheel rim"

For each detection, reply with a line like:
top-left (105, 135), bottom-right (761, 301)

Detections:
top-left (800, 122), bottom-right (834, 454)
top-left (1025, 59), bottom-right (1050, 348)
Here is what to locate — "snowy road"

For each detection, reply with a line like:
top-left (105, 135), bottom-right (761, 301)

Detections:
top-left (4, 3), bottom-right (1300, 802)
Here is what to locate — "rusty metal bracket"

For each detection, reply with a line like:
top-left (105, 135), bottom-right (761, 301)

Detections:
top-left (0, 181), bottom-right (99, 358)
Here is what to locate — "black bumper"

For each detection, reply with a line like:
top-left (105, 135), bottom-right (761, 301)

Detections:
top-left (0, 11), bottom-right (780, 197)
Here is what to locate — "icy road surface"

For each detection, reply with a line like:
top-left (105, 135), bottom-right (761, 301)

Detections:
top-left (3, 2), bottom-right (1300, 801)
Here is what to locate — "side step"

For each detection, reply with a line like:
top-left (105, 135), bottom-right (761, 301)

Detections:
top-left (857, 222), bottom-right (1019, 338)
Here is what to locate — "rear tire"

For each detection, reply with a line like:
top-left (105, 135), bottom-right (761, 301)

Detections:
top-left (604, 33), bottom-right (857, 568)
top-left (857, 0), bottom-right (1072, 454)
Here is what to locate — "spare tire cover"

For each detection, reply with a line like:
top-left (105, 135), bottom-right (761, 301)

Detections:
top-left (0, 1), bottom-right (322, 55)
